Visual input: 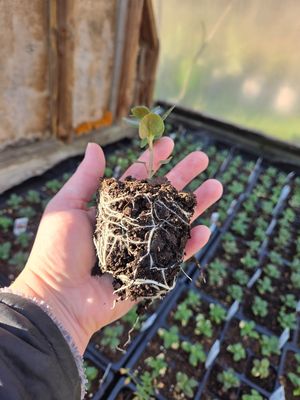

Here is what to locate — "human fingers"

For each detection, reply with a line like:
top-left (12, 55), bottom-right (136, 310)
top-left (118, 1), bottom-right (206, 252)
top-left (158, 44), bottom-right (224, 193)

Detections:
top-left (191, 179), bottom-right (223, 222)
top-left (53, 143), bottom-right (105, 208)
top-left (121, 137), bottom-right (174, 180)
top-left (183, 225), bottom-right (211, 260)
top-left (165, 151), bottom-right (208, 190)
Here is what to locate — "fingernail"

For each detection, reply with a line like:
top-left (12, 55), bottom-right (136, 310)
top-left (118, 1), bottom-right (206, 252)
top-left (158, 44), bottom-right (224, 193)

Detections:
top-left (85, 142), bottom-right (93, 158)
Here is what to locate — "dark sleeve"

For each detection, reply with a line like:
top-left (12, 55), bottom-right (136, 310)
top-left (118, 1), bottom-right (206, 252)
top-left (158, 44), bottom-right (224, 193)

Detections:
top-left (0, 292), bottom-right (81, 400)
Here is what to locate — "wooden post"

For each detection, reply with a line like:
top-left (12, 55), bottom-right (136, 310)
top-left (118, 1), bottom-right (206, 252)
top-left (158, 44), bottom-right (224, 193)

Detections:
top-left (56, 0), bottom-right (75, 141)
top-left (116, 0), bottom-right (144, 118)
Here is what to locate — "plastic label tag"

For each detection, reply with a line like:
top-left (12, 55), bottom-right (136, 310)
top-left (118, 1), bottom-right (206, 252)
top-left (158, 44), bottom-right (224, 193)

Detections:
top-left (279, 328), bottom-right (290, 349)
top-left (205, 340), bottom-right (220, 369)
top-left (270, 385), bottom-right (285, 400)
top-left (141, 313), bottom-right (157, 332)
top-left (226, 300), bottom-right (240, 321)
top-left (13, 217), bottom-right (28, 236)
top-left (247, 269), bottom-right (262, 288)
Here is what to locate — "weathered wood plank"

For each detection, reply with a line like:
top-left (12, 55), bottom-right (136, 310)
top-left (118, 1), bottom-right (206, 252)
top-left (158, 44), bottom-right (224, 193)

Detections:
top-left (0, 124), bottom-right (135, 194)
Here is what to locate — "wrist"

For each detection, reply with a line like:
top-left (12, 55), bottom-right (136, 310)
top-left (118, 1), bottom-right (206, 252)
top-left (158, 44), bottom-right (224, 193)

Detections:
top-left (10, 268), bottom-right (90, 355)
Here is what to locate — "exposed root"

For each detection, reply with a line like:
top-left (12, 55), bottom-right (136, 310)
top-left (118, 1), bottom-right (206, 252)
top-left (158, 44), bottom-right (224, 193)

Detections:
top-left (94, 179), bottom-right (195, 301)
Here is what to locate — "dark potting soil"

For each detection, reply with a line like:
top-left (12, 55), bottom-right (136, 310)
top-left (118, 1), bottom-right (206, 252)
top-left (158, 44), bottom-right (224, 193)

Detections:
top-left (94, 177), bottom-right (196, 303)
top-left (84, 361), bottom-right (104, 400)
top-left (115, 388), bottom-right (135, 400)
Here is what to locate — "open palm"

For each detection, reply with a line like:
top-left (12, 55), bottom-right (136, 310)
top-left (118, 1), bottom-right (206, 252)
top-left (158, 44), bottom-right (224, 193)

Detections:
top-left (12, 138), bottom-right (222, 354)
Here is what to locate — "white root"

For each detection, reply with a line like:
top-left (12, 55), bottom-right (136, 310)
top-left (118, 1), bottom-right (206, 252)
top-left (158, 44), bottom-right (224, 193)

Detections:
top-left (94, 182), bottom-right (193, 300)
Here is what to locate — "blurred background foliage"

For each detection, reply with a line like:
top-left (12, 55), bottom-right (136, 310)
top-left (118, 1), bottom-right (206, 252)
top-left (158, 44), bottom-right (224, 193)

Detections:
top-left (153, 0), bottom-right (300, 145)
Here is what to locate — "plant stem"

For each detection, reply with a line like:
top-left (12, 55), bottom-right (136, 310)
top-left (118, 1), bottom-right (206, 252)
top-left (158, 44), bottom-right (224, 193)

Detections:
top-left (148, 139), bottom-right (154, 179)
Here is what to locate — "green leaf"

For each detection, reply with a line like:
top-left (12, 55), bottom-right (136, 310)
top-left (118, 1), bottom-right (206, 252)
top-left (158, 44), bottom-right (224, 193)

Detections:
top-left (159, 156), bottom-right (172, 165)
top-left (131, 106), bottom-right (150, 119)
top-left (162, 104), bottom-right (175, 121)
top-left (140, 138), bottom-right (148, 148)
top-left (139, 113), bottom-right (165, 140)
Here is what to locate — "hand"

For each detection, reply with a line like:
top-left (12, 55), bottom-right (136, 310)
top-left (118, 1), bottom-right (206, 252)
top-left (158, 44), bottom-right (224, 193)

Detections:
top-left (11, 138), bottom-right (222, 354)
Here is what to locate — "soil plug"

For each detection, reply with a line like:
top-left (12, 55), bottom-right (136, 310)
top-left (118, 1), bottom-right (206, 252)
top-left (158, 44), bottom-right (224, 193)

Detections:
top-left (94, 106), bottom-right (196, 303)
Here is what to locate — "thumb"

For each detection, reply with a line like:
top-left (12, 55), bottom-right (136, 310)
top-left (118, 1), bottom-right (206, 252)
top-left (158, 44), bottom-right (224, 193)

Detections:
top-left (54, 143), bottom-right (105, 207)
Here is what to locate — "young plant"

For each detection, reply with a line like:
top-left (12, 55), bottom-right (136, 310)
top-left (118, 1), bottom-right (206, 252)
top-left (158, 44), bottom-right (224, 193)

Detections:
top-left (19, 206), bottom-right (36, 219)
top-left (242, 389), bottom-right (263, 400)
top-left (241, 253), bottom-right (257, 270)
top-left (265, 264), bottom-right (280, 279)
top-left (227, 343), bottom-right (246, 362)
top-left (10, 251), bottom-right (28, 270)
top-left (127, 105), bottom-right (174, 178)
top-left (134, 371), bottom-right (155, 399)
top-left (184, 290), bottom-right (201, 308)
top-left (259, 335), bottom-right (279, 357)
top-left (233, 269), bottom-right (249, 286)
top-left (0, 242), bottom-right (11, 260)
top-left (239, 320), bottom-right (259, 339)
top-left (209, 303), bottom-right (226, 324)
top-left (251, 358), bottom-right (270, 379)
top-left (100, 325), bottom-right (124, 350)
top-left (26, 190), bottom-right (41, 204)
top-left (280, 294), bottom-right (297, 309)
top-left (174, 303), bottom-right (193, 327)
top-left (182, 341), bottom-right (206, 366)
top-left (15, 232), bottom-right (31, 249)
top-left (252, 296), bottom-right (268, 318)
top-left (278, 308), bottom-right (297, 330)
top-left (208, 259), bottom-right (227, 286)
top-left (227, 284), bottom-right (243, 302)
top-left (287, 373), bottom-right (300, 396)
top-left (7, 194), bottom-right (22, 208)
top-left (158, 326), bottom-right (180, 349)
top-left (145, 354), bottom-right (167, 377)
top-left (0, 215), bottom-right (13, 232)
top-left (217, 368), bottom-right (240, 392)
top-left (195, 314), bottom-right (213, 338)
top-left (45, 179), bottom-right (63, 193)
top-left (175, 372), bottom-right (198, 398)
top-left (291, 271), bottom-right (300, 289)
top-left (83, 361), bottom-right (98, 392)
top-left (257, 277), bottom-right (273, 295)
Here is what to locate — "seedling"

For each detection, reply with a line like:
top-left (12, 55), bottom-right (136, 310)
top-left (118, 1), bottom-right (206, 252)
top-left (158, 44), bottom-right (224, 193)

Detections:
top-left (291, 271), bottom-right (300, 289)
top-left (241, 253), bottom-right (257, 270)
top-left (252, 296), bottom-right (268, 318)
top-left (209, 303), bottom-right (226, 324)
top-left (16, 232), bottom-right (31, 249)
top-left (265, 264), bottom-right (280, 279)
top-left (0, 242), bottom-right (11, 260)
top-left (287, 373), bottom-right (300, 396)
top-left (0, 215), bottom-right (13, 232)
top-left (181, 341), bottom-right (206, 366)
top-left (251, 358), bottom-right (270, 379)
top-left (233, 269), bottom-right (249, 286)
top-left (259, 335), bottom-right (279, 357)
top-left (227, 343), bottom-right (246, 362)
top-left (158, 326), bottom-right (180, 350)
top-left (26, 190), bottom-right (41, 204)
top-left (195, 314), bottom-right (213, 338)
top-left (278, 308), bottom-right (296, 330)
top-left (242, 389), bottom-right (263, 400)
top-left (217, 368), bottom-right (240, 392)
top-left (100, 325), bottom-right (124, 351)
top-left (281, 294), bottom-right (297, 309)
top-left (83, 361), bottom-right (98, 392)
top-left (10, 251), bottom-right (28, 270)
top-left (7, 194), bottom-right (22, 209)
top-left (94, 105), bottom-right (196, 302)
top-left (208, 259), bottom-right (227, 286)
top-left (239, 320), bottom-right (259, 339)
top-left (257, 277), bottom-right (273, 295)
top-left (145, 354), bottom-right (167, 377)
top-left (45, 179), bottom-right (62, 193)
top-left (175, 372), bottom-right (198, 398)
top-left (227, 284), bottom-right (243, 302)
top-left (19, 206), bottom-right (36, 219)
top-left (174, 303), bottom-right (193, 327)
top-left (184, 290), bottom-right (201, 308)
